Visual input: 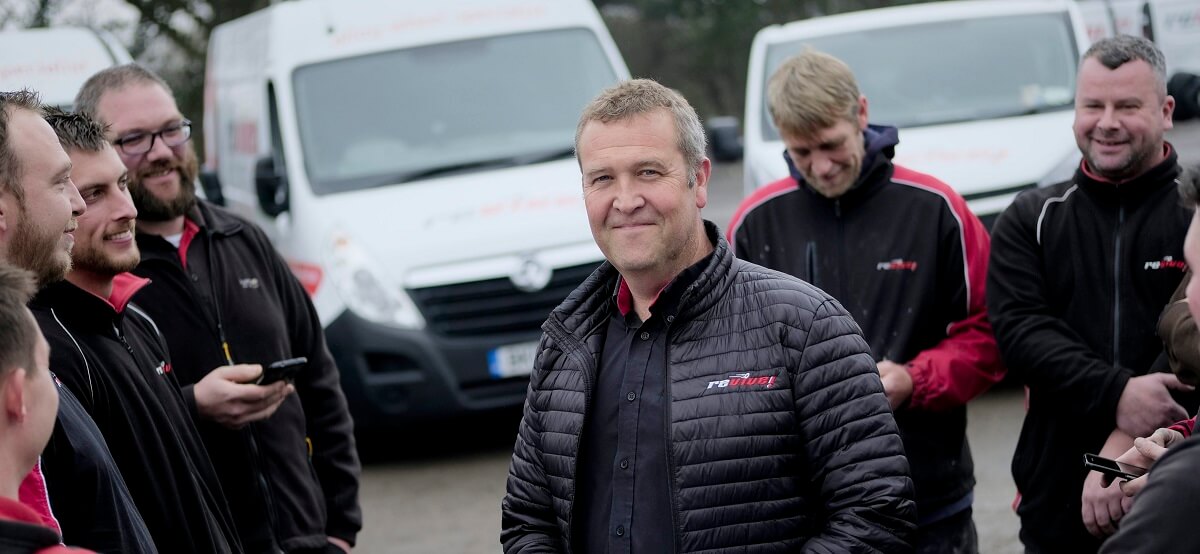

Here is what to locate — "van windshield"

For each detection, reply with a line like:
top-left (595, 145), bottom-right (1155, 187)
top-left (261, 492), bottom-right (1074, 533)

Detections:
top-left (762, 12), bottom-right (1078, 140)
top-left (293, 28), bottom-right (617, 194)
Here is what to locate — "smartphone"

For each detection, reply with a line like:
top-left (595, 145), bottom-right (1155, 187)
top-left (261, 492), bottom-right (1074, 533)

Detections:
top-left (1083, 453), bottom-right (1148, 481)
top-left (257, 357), bottom-right (307, 385)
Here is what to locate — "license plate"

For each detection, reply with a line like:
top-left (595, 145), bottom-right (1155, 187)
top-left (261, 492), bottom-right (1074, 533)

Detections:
top-left (488, 341), bottom-right (539, 379)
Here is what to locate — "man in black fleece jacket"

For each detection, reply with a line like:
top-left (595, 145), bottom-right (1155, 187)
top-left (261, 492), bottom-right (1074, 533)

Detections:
top-left (988, 36), bottom-right (1197, 552)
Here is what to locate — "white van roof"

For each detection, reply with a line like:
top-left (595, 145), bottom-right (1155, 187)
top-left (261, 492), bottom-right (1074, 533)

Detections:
top-left (0, 27), bottom-right (131, 109)
top-left (211, 0), bottom-right (611, 75)
top-left (757, 0), bottom-right (1073, 43)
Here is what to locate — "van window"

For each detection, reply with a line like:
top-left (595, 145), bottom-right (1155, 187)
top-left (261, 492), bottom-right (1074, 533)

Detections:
top-left (293, 28), bottom-right (616, 194)
top-left (762, 12), bottom-right (1079, 138)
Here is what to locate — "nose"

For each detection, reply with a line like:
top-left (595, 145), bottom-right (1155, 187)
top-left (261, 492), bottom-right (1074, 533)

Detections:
top-left (145, 133), bottom-right (175, 162)
top-left (1097, 105), bottom-right (1120, 131)
top-left (66, 178), bottom-right (85, 217)
top-left (611, 176), bottom-right (644, 213)
top-left (116, 187), bottom-right (138, 221)
top-left (811, 153), bottom-right (835, 176)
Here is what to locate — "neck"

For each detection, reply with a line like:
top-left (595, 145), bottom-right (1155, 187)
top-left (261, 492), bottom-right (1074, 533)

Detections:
top-left (0, 453), bottom-right (27, 500)
top-left (137, 215), bottom-right (186, 237)
top-left (622, 224), bottom-right (714, 321)
top-left (66, 269), bottom-right (115, 300)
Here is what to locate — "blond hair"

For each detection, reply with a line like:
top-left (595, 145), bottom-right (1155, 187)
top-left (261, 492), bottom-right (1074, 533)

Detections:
top-left (767, 48), bottom-right (860, 138)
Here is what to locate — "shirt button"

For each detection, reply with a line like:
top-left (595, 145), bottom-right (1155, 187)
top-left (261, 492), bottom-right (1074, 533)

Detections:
top-left (626, 392), bottom-right (636, 402)
top-left (620, 458), bottom-right (629, 469)
top-left (666, 315), bottom-right (675, 323)
top-left (616, 525), bottom-right (625, 537)
top-left (639, 331), bottom-right (650, 340)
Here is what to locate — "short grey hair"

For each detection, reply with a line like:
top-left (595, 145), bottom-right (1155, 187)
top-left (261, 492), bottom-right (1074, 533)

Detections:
top-left (74, 63), bottom-right (173, 123)
top-left (575, 79), bottom-right (707, 186)
top-left (1083, 35), bottom-right (1168, 97)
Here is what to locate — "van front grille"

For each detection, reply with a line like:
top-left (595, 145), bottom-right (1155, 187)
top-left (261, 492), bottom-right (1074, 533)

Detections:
top-left (408, 261), bottom-right (600, 337)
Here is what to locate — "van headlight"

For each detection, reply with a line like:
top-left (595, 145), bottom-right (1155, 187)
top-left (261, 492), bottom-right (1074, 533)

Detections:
top-left (326, 233), bottom-right (425, 329)
top-left (1037, 151), bottom-right (1082, 188)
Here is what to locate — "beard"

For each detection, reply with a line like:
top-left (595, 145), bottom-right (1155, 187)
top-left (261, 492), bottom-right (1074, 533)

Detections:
top-left (70, 222), bottom-right (140, 277)
top-left (130, 144), bottom-right (200, 221)
top-left (9, 210), bottom-right (72, 285)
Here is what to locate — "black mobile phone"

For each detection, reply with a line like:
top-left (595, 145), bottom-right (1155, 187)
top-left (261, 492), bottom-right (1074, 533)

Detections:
top-left (1083, 453), bottom-right (1148, 481)
top-left (257, 357), bottom-right (307, 385)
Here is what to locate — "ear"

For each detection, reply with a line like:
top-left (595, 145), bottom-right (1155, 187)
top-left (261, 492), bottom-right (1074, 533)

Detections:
top-left (694, 157), bottom-right (711, 210)
top-left (0, 190), bottom-right (12, 234)
top-left (1164, 94), bottom-right (1176, 131)
top-left (2, 368), bottom-right (28, 423)
top-left (856, 95), bottom-right (870, 131)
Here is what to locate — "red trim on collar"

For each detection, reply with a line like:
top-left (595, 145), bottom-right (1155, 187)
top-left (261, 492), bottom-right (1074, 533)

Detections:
top-left (177, 217), bottom-right (201, 270)
top-left (1080, 143), bottom-right (1173, 184)
top-left (615, 277), bottom-right (668, 317)
top-left (108, 273), bottom-right (151, 314)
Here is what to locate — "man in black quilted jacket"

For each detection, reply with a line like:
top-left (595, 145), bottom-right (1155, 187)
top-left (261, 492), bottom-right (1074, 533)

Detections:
top-left (501, 78), bottom-right (916, 553)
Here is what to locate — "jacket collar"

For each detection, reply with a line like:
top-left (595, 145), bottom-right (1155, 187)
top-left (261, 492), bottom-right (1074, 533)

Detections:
top-left (547, 220), bottom-right (734, 341)
top-left (1074, 143), bottom-right (1181, 205)
top-left (783, 123), bottom-right (898, 208)
top-left (30, 274), bottom-right (151, 331)
top-left (136, 199), bottom-right (244, 261)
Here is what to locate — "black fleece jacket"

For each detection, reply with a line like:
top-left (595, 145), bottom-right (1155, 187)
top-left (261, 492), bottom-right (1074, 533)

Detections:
top-left (988, 148), bottom-right (1197, 551)
top-left (132, 200), bottom-right (361, 553)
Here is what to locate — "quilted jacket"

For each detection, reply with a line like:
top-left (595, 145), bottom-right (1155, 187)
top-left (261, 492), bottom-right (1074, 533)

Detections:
top-left (501, 223), bottom-right (916, 553)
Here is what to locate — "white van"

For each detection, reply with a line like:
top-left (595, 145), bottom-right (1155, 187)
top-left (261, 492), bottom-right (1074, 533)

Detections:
top-left (743, 1), bottom-right (1090, 223)
top-left (0, 27), bottom-right (132, 108)
top-left (205, 0), bottom-right (629, 428)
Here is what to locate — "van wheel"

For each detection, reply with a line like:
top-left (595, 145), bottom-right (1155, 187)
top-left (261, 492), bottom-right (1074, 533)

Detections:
top-left (1169, 73), bottom-right (1200, 121)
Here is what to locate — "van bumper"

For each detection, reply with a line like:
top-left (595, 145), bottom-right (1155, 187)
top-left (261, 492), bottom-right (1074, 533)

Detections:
top-left (324, 310), bottom-right (534, 428)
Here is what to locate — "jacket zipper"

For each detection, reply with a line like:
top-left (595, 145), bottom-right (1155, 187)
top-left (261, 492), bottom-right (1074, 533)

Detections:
top-left (662, 321), bottom-right (681, 553)
top-left (561, 322), bottom-right (594, 553)
top-left (805, 241), bottom-right (818, 285)
top-left (202, 240), bottom-right (282, 552)
top-left (1112, 205), bottom-right (1125, 365)
top-left (172, 231), bottom-right (282, 550)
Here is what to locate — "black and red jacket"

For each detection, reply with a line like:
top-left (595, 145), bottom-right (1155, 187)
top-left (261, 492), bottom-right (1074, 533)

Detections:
top-left (31, 275), bottom-right (240, 553)
top-left (728, 125), bottom-right (1003, 524)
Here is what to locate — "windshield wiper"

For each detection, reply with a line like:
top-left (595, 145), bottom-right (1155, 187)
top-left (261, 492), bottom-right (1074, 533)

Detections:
top-left (351, 146), bottom-right (577, 190)
top-left (513, 146), bottom-right (576, 165)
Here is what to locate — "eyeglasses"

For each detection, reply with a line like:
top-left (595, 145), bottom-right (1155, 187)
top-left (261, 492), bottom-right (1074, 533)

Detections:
top-left (112, 120), bottom-right (192, 156)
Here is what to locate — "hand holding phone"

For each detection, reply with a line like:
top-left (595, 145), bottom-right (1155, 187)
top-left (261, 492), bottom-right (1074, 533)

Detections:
top-left (257, 357), bottom-right (307, 385)
top-left (1083, 453), bottom-right (1148, 482)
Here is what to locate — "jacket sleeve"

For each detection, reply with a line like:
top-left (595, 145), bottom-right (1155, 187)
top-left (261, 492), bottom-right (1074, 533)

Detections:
top-left (263, 235), bottom-right (363, 545)
top-left (790, 299), bottom-right (916, 553)
top-left (906, 202), bottom-right (1005, 411)
top-left (987, 195), bottom-right (1131, 423)
top-left (501, 355), bottom-right (564, 553)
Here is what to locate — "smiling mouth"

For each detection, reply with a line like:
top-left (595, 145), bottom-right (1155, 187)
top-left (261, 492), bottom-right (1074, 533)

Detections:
top-left (105, 230), bottom-right (134, 242)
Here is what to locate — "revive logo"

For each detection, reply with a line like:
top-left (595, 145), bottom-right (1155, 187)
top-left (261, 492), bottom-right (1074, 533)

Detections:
top-left (706, 372), bottom-right (776, 390)
top-left (1143, 256), bottom-right (1187, 272)
top-left (876, 259), bottom-right (918, 272)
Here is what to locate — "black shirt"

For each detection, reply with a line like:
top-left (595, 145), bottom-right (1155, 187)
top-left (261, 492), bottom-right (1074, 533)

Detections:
top-left (575, 253), bottom-right (712, 554)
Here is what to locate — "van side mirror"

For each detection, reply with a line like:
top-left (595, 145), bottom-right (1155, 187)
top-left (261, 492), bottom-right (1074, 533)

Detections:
top-left (199, 170), bottom-right (226, 206)
top-left (706, 116), bottom-right (743, 162)
top-left (254, 155), bottom-right (289, 217)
